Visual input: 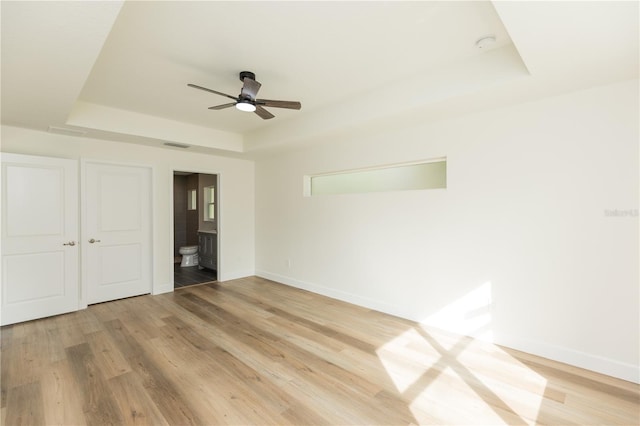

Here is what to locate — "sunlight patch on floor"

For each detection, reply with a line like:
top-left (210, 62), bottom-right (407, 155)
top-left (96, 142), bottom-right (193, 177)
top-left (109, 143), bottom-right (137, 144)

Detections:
top-left (376, 327), bottom-right (441, 393)
top-left (451, 339), bottom-right (550, 423)
top-left (376, 281), bottom-right (549, 424)
top-left (409, 369), bottom-right (512, 425)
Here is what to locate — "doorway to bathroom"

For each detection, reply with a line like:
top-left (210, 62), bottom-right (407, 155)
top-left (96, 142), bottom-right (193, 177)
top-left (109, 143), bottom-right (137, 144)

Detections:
top-left (173, 171), bottom-right (218, 288)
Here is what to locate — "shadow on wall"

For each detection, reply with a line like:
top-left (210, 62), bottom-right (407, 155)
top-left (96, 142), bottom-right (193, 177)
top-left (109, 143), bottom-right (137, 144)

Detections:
top-left (421, 281), bottom-right (494, 342)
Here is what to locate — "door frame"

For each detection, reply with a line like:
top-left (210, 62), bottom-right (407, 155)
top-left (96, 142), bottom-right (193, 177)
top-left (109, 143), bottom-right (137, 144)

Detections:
top-left (80, 158), bottom-right (155, 309)
top-left (169, 166), bottom-right (221, 288)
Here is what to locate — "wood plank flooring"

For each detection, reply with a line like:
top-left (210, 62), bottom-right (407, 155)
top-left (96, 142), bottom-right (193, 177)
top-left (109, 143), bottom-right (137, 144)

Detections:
top-left (1, 276), bottom-right (638, 425)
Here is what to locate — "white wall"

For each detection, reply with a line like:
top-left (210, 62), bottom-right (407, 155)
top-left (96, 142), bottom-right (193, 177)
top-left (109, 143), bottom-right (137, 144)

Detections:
top-left (1, 126), bottom-right (255, 292)
top-left (255, 79), bottom-right (639, 382)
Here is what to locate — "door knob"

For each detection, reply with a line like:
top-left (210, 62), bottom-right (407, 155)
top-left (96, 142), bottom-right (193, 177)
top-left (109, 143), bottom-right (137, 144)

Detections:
top-left (63, 241), bottom-right (76, 246)
top-left (88, 238), bottom-right (101, 244)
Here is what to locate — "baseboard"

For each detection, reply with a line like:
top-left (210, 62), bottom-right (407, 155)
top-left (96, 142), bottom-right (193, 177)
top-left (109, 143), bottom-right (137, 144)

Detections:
top-left (152, 282), bottom-right (173, 295)
top-left (256, 270), bottom-right (412, 319)
top-left (491, 333), bottom-right (639, 384)
top-left (255, 270), bottom-right (639, 384)
top-left (219, 269), bottom-right (255, 282)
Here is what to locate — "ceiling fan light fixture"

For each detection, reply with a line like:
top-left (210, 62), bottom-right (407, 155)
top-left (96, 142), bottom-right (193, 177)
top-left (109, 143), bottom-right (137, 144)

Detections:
top-left (188, 71), bottom-right (300, 120)
top-left (235, 101), bottom-right (256, 112)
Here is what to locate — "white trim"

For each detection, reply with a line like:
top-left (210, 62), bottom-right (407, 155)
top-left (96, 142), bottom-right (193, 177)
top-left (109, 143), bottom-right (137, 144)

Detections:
top-left (79, 160), bottom-right (88, 309)
top-left (491, 333), bottom-right (640, 384)
top-left (220, 270), bottom-right (255, 282)
top-left (168, 169), bottom-right (175, 291)
top-left (149, 166), bottom-right (157, 296)
top-left (308, 156), bottom-right (447, 178)
top-left (153, 282), bottom-right (173, 295)
top-left (255, 270), bottom-right (411, 321)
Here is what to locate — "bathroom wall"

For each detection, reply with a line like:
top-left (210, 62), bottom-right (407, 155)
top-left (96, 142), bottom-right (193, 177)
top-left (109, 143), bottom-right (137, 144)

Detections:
top-left (186, 174), bottom-right (199, 246)
top-left (198, 173), bottom-right (217, 232)
top-left (173, 175), bottom-right (187, 258)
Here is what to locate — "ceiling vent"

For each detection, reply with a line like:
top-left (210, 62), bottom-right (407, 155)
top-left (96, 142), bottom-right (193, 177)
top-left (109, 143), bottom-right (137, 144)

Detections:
top-left (47, 126), bottom-right (86, 137)
top-left (164, 142), bottom-right (190, 149)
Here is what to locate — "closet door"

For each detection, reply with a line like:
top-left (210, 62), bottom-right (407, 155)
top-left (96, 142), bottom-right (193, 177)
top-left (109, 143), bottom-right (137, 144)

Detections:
top-left (83, 161), bottom-right (152, 304)
top-left (1, 154), bottom-right (79, 325)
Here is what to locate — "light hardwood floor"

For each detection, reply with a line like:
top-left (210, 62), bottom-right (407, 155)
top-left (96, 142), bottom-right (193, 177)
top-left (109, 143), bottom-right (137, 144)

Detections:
top-left (1, 276), bottom-right (638, 425)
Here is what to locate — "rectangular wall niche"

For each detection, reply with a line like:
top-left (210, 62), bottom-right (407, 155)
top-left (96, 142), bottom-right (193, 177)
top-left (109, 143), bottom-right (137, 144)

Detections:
top-left (305, 158), bottom-right (446, 196)
top-left (187, 189), bottom-right (197, 210)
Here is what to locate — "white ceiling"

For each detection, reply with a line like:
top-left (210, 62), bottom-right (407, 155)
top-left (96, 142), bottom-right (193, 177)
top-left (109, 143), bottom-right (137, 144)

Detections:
top-left (1, 1), bottom-right (638, 157)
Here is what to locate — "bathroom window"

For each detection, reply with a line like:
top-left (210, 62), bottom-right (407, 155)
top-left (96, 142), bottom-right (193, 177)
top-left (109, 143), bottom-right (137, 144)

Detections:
top-left (187, 189), bottom-right (196, 210)
top-left (204, 186), bottom-right (215, 221)
top-left (304, 157), bottom-right (446, 196)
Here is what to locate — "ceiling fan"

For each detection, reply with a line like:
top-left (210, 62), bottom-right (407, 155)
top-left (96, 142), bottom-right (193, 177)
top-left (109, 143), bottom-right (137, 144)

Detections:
top-left (188, 71), bottom-right (301, 120)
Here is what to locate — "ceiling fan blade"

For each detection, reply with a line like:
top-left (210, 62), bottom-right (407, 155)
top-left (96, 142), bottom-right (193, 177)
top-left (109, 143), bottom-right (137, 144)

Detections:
top-left (254, 106), bottom-right (275, 120)
top-left (256, 99), bottom-right (302, 110)
top-left (208, 103), bottom-right (236, 110)
top-left (187, 83), bottom-right (237, 101)
top-left (241, 78), bottom-right (261, 99)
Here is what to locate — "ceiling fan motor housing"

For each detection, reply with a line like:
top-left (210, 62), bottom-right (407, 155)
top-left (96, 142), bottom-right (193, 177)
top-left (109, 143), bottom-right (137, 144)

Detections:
top-left (239, 71), bottom-right (256, 82)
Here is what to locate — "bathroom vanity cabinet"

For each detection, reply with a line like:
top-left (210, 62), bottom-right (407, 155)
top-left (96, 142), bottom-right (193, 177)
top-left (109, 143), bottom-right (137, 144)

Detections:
top-left (198, 231), bottom-right (217, 271)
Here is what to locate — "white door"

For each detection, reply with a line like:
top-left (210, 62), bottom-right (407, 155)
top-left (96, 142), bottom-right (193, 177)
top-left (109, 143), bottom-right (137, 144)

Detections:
top-left (1, 154), bottom-right (79, 325)
top-left (83, 161), bottom-right (152, 304)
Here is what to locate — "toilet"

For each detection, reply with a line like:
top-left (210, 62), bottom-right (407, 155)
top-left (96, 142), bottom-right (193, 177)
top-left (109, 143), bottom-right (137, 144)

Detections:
top-left (179, 245), bottom-right (198, 267)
